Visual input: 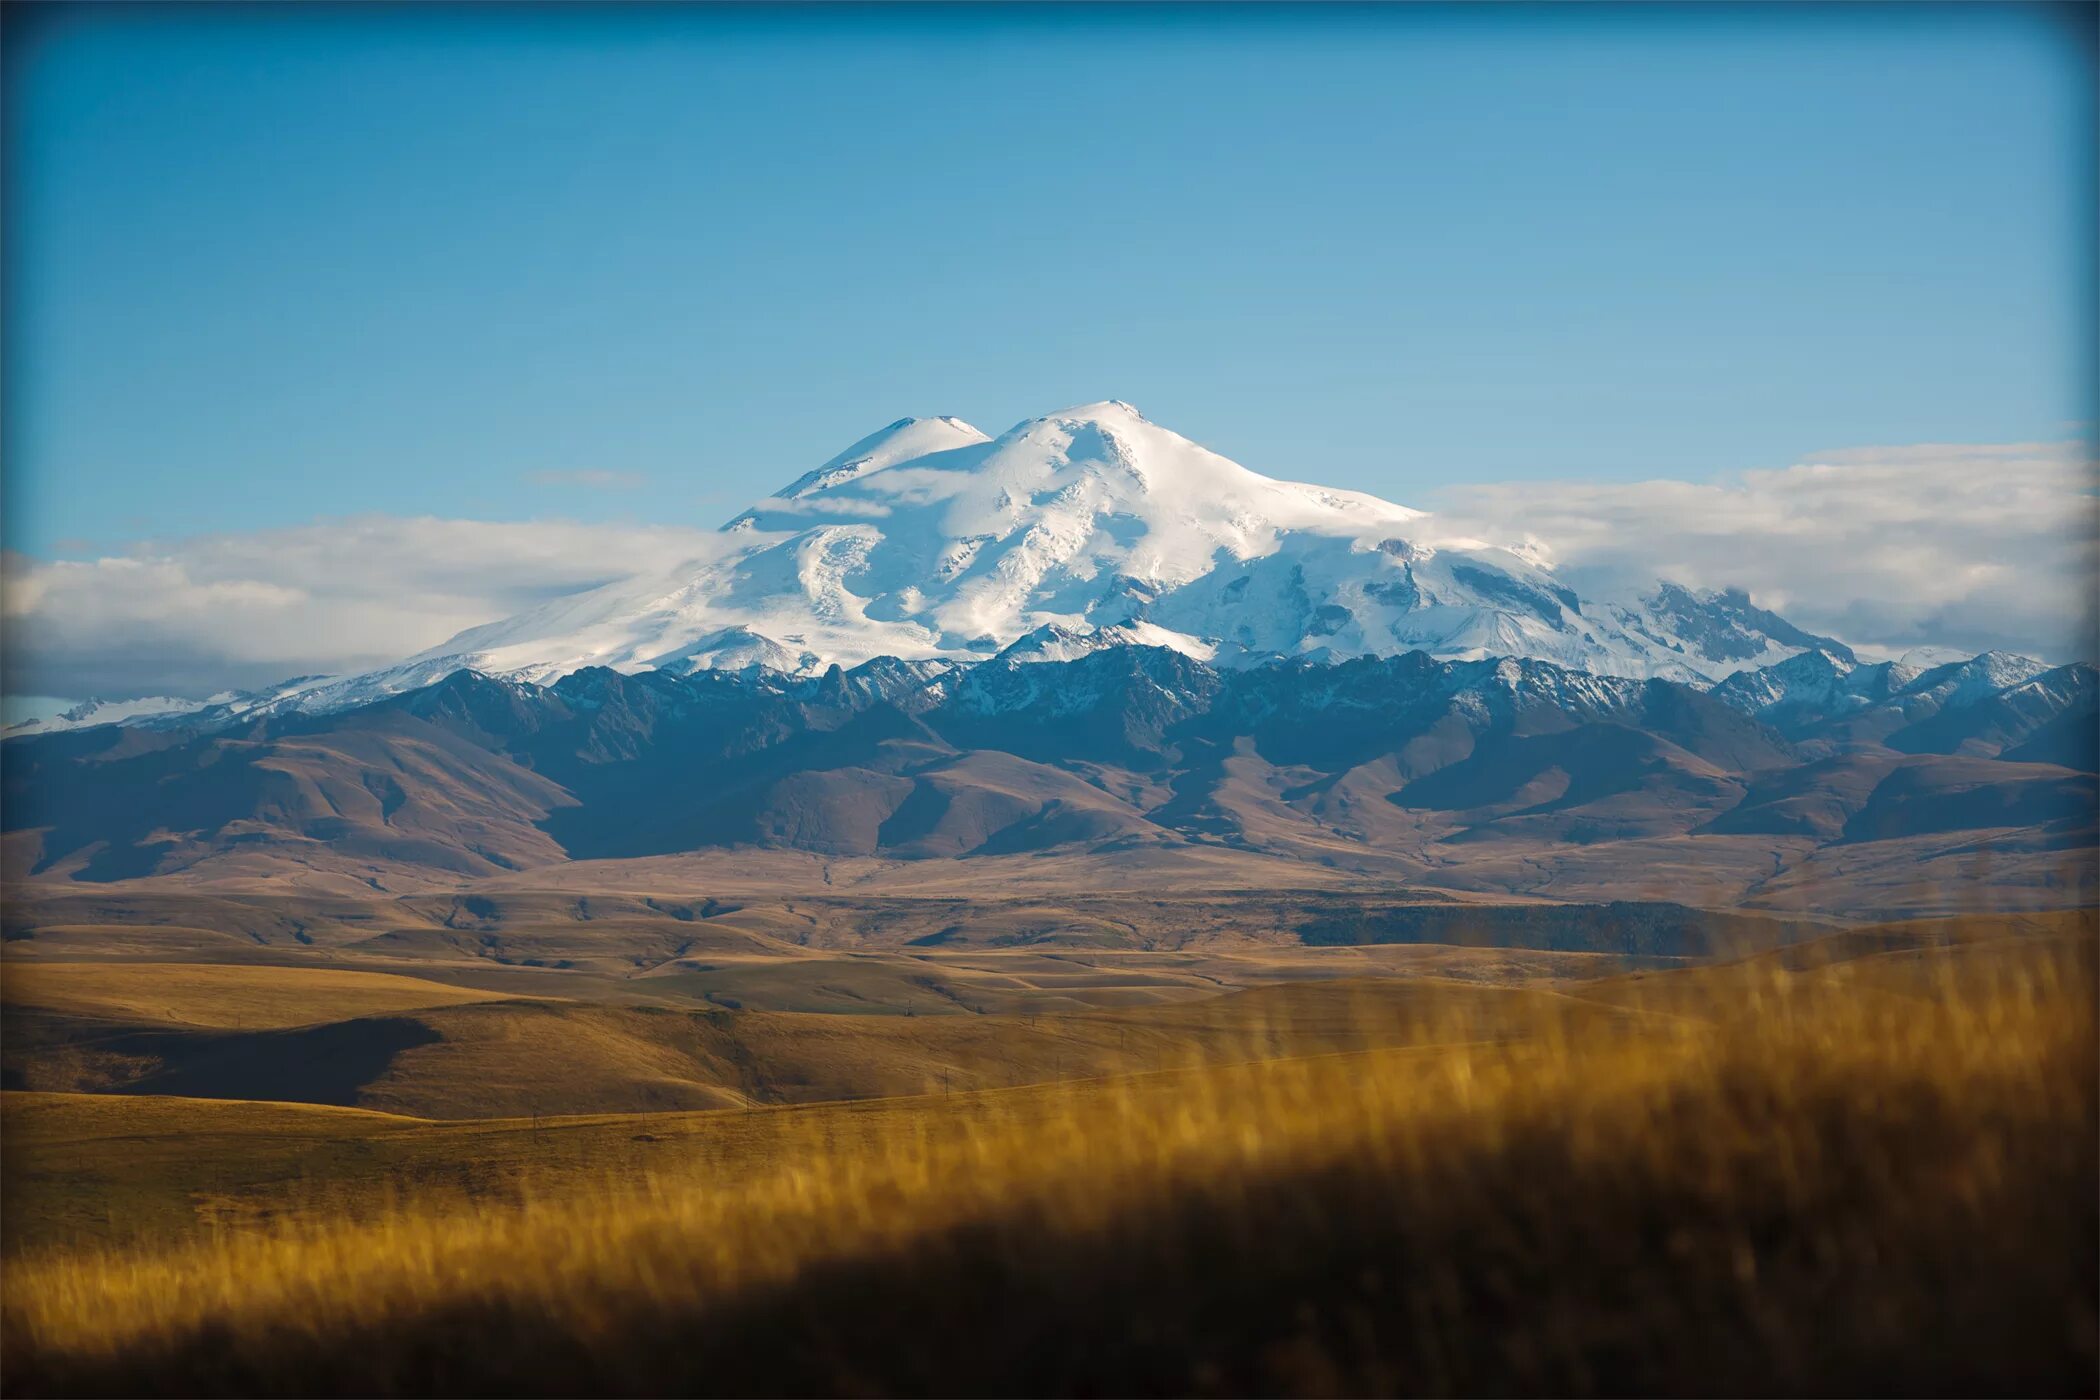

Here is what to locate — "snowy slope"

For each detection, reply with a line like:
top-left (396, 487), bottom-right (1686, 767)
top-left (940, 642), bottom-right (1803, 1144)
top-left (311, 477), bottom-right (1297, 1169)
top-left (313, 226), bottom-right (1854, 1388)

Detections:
top-left (1708, 649), bottom-right (1920, 720)
top-left (1710, 646), bottom-right (2061, 749)
top-left (3, 694), bottom-right (217, 736)
top-left (770, 415), bottom-right (992, 499)
top-left (25, 402), bottom-right (1912, 732)
top-left (364, 401), bottom-right (1846, 694)
top-left (1897, 651), bottom-right (2052, 709)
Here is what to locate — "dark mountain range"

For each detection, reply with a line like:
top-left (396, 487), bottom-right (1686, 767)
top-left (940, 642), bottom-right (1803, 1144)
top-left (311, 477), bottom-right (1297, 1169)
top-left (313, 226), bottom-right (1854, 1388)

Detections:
top-left (6, 646), bottom-right (2092, 910)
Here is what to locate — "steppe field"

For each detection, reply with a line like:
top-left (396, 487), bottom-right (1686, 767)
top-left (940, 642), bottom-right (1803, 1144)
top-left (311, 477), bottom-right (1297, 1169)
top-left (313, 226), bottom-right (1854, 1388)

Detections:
top-left (1, 889), bottom-right (2092, 1396)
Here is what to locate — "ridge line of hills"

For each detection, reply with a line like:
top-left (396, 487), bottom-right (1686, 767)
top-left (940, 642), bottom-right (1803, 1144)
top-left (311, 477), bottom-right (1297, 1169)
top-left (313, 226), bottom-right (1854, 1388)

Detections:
top-left (6, 642), bottom-right (2091, 914)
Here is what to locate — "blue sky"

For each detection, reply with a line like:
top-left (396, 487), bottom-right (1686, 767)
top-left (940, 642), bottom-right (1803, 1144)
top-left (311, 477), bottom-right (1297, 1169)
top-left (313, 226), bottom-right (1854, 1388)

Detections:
top-left (5, 3), bottom-right (2091, 561)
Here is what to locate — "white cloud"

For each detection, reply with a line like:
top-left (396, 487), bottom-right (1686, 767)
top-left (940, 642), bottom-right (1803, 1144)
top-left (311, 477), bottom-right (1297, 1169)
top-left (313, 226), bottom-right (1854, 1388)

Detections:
top-left (3, 517), bottom-right (720, 700)
top-left (1426, 441), bottom-right (2098, 664)
top-left (742, 495), bottom-right (894, 519)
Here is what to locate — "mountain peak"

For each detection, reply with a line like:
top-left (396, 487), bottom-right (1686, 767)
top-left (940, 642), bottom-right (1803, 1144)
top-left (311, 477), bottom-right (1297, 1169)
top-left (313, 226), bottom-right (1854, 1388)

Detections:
top-left (238, 401), bottom-right (1890, 712)
top-left (773, 414), bottom-right (989, 499)
top-left (1898, 649), bottom-right (2049, 706)
top-left (1031, 399), bottom-right (1147, 426)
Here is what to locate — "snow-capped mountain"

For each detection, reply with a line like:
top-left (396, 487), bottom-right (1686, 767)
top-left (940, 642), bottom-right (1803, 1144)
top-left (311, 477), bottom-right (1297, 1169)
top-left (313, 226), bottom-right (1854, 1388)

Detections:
top-left (6, 401), bottom-right (1914, 736)
top-left (13, 694), bottom-right (220, 735)
top-left (1705, 645), bottom-right (2088, 767)
top-left (320, 402), bottom-right (1845, 702)
top-left (1, 675), bottom-right (336, 737)
top-left (1710, 648), bottom-right (2051, 728)
top-left (1708, 649), bottom-right (1921, 722)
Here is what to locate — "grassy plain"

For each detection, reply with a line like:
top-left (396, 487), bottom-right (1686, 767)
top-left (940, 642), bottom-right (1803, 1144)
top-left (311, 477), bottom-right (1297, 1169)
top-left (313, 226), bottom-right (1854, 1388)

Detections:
top-left (0, 962), bottom-right (519, 1029)
top-left (4, 973), bottom-right (1640, 1252)
top-left (3, 931), bottom-right (1653, 1119)
top-left (3, 918), bottom-right (2093, 1396)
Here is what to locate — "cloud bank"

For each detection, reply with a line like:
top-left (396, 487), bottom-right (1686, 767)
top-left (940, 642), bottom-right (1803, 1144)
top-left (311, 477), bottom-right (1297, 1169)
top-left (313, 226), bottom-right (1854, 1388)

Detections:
top-left (4, 442), bottom-right (2092, 703)
top-left (1430, 442), bottom-right (2097, 666)
top-left (4, 518), bottom-right (720, 700)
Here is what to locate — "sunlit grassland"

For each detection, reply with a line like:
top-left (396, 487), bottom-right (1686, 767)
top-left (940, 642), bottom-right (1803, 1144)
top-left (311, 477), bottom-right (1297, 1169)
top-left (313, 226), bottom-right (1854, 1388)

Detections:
top-left (4, 930), bottom-right (2094, 1396)
top-left (3, 965), bottom-right (1644, 1136)
top-left (2, 976), bottom-right (1638, 1255)
top-left (0, 962), bottom-right (520, 1030)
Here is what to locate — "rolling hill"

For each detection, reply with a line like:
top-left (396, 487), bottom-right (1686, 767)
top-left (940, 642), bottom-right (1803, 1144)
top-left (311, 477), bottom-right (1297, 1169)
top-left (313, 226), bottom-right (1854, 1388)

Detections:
top-left (5, 647), bottom-right (2090, 915)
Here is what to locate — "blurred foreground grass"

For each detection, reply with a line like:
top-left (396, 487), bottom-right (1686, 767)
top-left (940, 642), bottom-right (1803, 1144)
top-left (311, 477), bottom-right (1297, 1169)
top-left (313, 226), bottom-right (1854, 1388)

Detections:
top-left (5, 931), bottom-right (2095, 1396)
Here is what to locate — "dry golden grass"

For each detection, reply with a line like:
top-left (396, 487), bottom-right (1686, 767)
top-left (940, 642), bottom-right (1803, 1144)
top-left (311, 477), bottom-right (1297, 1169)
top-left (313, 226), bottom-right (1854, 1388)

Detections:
top-left (3, 931), bottom-right (2092, 1397)
top-left (0, 962), bottom-right (516, 1030)
top-left (4, 961), bottom-right (1633, 1122)
top-left (0, 980), bottom-right (1622, 1255)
